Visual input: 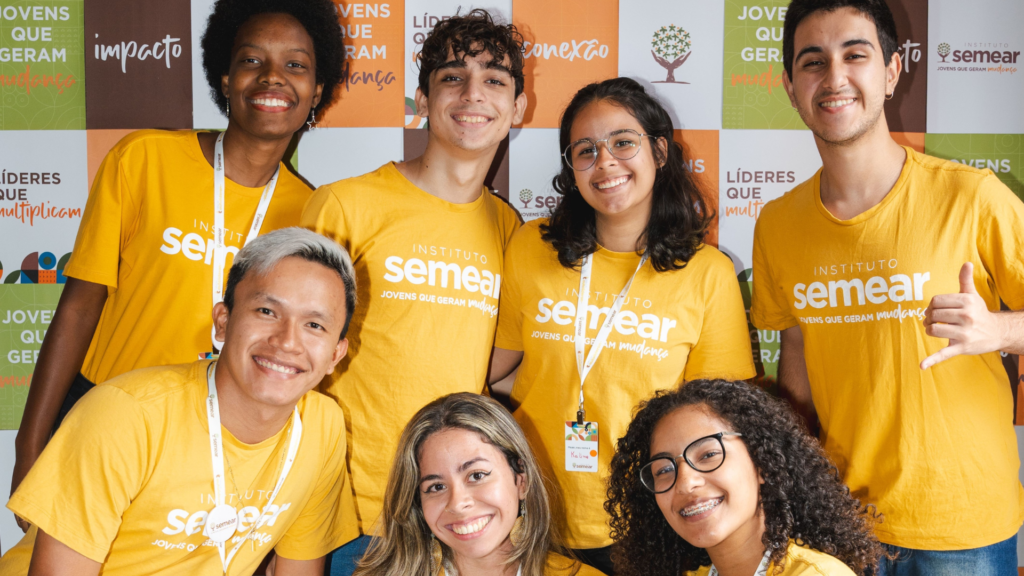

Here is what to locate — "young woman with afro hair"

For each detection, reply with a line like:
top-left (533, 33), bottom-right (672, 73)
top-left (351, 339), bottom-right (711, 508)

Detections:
top-left (606, 379), bottom-right (884, 576)
top-left (10, 0), bottom-right (344, 522)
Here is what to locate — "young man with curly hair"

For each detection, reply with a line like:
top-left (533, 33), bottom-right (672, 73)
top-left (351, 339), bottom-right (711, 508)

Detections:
top-left (10, 0), bottom-right (344, 532)
top-left (300, 10), bottom-right (526, 575)
top-left (752, 0), bottom-right (1024, 573)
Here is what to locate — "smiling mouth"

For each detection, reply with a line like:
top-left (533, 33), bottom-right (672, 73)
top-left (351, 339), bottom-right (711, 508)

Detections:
top-left (452, 114), bottom-right (491, 124)
top-left (248, 97), bottom-right (293, 110)
top-left (819, 98), bottom-right (856, 108)
top-left (681, 497), bottom-right (723, 517)
top-left (449, 515), bottom-right (492, 535)
top-left (594, 175), bottom-right (631, 190)
top-left (253, 356), bottom-right (302, 375)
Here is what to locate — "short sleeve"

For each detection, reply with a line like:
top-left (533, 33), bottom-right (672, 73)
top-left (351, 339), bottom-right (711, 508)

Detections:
top-left (7, 386), bottom-right (148, 563)
top-left (975, 174), bottom-right (1024, 310)
top-left (62, 144), bottom-right (138, 288)
top-left (683, 250), bottom-right (756, 381)
top-left (274, 408), bottom-right (355, 559)
top-left (300, 186), bottom-right (352, 252)
top-left (494, 230), bottom-right (526, 352)
top-left (750, 215), bottom-right (798, 331)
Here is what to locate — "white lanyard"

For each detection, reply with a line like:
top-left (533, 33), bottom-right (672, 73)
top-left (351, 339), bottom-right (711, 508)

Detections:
top-left (204, 362), bottom-right (302, 573)
top-left (573, 251), bottom-right (648, 423)
top-left (708, 549), bottom-right (772, 576)
top-left (211, 132), bottom-right (279, 351)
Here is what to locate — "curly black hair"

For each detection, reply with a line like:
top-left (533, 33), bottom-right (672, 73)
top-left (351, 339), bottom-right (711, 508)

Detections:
top-left (201, 0), bottom-right (344, 116)
top-left (417, 8), bottom-right (525, 98)
top-left (606, 380), bottom-right (883, 576)
top-left (541, 78), bottom-right (711, 272)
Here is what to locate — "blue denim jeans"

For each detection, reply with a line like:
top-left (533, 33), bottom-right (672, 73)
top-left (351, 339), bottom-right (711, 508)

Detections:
top-left (324, 535), bottom-right (373, 576)
top-left (875, 533), bottom-right (1018, 576)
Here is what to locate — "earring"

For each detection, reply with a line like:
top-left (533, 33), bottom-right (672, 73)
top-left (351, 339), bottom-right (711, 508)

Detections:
top-left (509, 500), bottom-right (526, 547)
top-left (885, 93), bottom-right (894, 100)
top-left (307, 108), bottom-right (317, 130)
top-left (430, 535), bottom-right (443, 574)
top-left (226, 100), bottom-right (230, 118)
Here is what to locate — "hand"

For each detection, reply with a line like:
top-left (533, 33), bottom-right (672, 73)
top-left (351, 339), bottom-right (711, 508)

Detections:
top-left (920, 262), bottom-right (1006, 369)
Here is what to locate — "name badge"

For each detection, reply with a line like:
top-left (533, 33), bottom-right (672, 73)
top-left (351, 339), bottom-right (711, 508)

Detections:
top-left (564, 421), bottom-right (599, 473)
top-left (205, 504), bottom-right (238, 543)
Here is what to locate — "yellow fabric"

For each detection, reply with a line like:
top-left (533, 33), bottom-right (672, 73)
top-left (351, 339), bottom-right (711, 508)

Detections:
top-left (301, 162), bottom-right (520, 534)
top-left (433, 552), bottom-right (607, 576)
top-left (496, 219), bottom-right (755, 548)
top-left (751, 147), bottom-right (1024, 549)
top-left (685, 541), bottom-right (856, 576)
top-left (65, 129), bottom-right (311, 384)
top-left (0, 361), bottom-right (357, 575)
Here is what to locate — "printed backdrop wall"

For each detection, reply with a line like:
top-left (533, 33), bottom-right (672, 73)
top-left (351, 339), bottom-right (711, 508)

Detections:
top-left (1, 0), bottom-right (1023, 560)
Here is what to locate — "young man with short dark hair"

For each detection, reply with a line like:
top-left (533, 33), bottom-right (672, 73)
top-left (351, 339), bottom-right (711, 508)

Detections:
top-left (301, 10), bottom-right (525, 575)
top-left (752, 0), bottom-right (1024, 573)
top-left (0, 228), bottom-right (359, 576)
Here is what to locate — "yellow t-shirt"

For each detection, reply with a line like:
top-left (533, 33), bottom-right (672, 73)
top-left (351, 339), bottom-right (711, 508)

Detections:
top-left (495, 219), bottom-right (755, 548)
top-left (0, 361), bottom-right (357, 575)
top-left (685, 542), bottom-right (856, 576)
top-left (66, 129), bottom-right (312, 384)
top-left (434, 552), bottom-right (607, 576)
top-left (301, 162), bottom-right (521, 534)
top-left (751, 147), bottom-right (1024, 550)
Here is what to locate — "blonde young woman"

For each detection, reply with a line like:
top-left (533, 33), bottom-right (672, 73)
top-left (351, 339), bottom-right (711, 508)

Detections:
top-left (354, 393), bottom-right (604, 576)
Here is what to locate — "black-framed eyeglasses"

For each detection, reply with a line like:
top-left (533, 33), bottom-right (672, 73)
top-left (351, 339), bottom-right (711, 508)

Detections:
top-left (639, 432), bottom-right (743, 494)
top-left (562, 129), bottom-right (652, 171)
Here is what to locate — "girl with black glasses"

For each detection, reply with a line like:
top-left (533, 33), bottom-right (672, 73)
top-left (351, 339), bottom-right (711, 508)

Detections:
top-left (607, 379), bottom-right (883, 576)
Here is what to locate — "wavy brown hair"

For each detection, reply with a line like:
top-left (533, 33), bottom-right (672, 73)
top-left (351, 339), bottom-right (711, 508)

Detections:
top-left (606, 380), bottom-right (882, 576)
top-left (541, 77), bottom-right (711, 272)
top-left (355, 393), bottom-right (580, 576)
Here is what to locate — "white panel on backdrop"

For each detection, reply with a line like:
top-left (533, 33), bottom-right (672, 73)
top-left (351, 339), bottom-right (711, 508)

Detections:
top-left (404, 0), bottom-right (513, 128)
top-left (508, 128), bottom-right (562, 222)
top-left (297, 127), bottom-right (404, 187)
top-left (717, 129), bottom-right (821, 275)
top-left (0, 131), bottom-right (88, 275)
top-left (190, 0), bottom-right (228, 130)
top-left (618, 0), bottom-right (725, 130)
top-left (927, 0), bottom-right (1024, 134)
top-left (0, 430), bottom-right (19, 554)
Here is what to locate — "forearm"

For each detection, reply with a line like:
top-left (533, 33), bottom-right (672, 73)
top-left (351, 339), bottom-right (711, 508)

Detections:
top-left (274, 555), bottom-right (325, 576)
top-left (28, 529), bottom-right (101, 576)
top-left (487, 347), bottom-right (524, 385)
top-left (778, 327), bottom-right (819, 435)
top-left (995, 309), bottom-right (1024, 355)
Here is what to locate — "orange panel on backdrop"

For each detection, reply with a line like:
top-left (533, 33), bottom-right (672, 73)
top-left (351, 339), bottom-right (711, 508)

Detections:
top-left (673, 130), bottom-right (719, 247)
top-left (513, 0), bottom-right (618, 128)
top-left (321, 2), bottom-right (404, 127)
top-left (87, 129), bottom-right (133, 190)
top-left (890, 132), bottom-right (925, 153)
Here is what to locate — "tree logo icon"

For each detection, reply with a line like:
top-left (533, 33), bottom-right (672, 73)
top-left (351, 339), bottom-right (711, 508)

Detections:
top-left (937, 42), bottom-right (951, 62)
top-left (651, 25), bottom-right (692, 84)
top-left (519, 189), bottom-right (533, 205)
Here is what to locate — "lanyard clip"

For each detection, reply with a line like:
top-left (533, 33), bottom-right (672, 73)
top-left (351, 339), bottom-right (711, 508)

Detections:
top-left (576, 410), bottom-right (585, 426)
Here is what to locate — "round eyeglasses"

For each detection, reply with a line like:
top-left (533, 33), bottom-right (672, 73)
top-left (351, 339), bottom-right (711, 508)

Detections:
top-left (639, 432), bottom-right (743, 494)
top-left (562, 129), bottom-right (652, 171)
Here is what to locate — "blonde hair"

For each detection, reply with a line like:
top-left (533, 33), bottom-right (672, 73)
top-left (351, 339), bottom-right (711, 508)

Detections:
top-left (354, 393), bottom-right (575, 576)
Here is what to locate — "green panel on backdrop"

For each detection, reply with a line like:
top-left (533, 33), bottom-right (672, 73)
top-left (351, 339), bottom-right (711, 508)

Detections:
top-left (722, 0), bottom-right (806, 130)
top-left (738, 269), bottom-right (779, 391)
top-left (0, 0), bottom-right (86, 130)
top-left (924, 134), bottom-right (1023, 202)
top-left (0, 285), bottom-right (62, 429)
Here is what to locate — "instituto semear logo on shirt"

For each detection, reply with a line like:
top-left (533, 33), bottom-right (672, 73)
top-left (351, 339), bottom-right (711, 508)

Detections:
top-left (379, 244), bottom-right (502, 318)
top-left (790, 259), bottom-right (932, 325)
top-left (155, 493), bottom-right (292, 553)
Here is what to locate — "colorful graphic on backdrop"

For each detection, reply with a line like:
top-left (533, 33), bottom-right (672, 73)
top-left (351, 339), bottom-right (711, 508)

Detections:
top-left (925, 133), bottom-right (1023, 200)
top-left (0, 0), bottom-right (86, 129)
top-left (722, 0), bottom-right (803, 130)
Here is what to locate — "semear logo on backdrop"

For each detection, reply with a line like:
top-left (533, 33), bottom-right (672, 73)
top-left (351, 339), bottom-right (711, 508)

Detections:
top-left (651, 25), bottom-right (692, 84)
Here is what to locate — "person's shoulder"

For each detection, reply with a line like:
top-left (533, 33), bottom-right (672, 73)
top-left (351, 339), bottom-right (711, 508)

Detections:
top-left (759, 170), bottom-right (819, 225)
top-left (782, 542), bottom-right (857, 576)
top-left (682, 565), bottom-right (710, 576)
top-left (299, 388), bottom-right (346, 426)
top-left (543, 551), bottom-right (606, 576)
top-left (906, 148), bottom-right (1012, 202)
top-left (105, 129), bottom-right (195, 161)
top-left (101, 362), bottom-right (201, 407)
top-left (506, 217), bottom-right (550, 256)
top-left (276, 166), bottom-right (314, 195)
top-left (318, 162), bottom-right (400, 201)
top-left (685, 244), bottom-right (736, 274)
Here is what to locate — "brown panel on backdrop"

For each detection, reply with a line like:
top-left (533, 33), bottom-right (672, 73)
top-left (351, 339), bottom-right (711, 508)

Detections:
top-left (884, 0), bottom-right (927, 133)
top-left (84, 0), bottom-right (192, 129)
top-left (403, 130), bottom-right (510, 201)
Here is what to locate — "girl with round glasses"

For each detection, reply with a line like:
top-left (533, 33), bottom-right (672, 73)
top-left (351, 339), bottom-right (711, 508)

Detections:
top-left (488, 77), bottom-right (754, 573)
top-left (354, 393), bottom-right (604, 576)
top-left (607, 379), bottom-right (883, 576)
